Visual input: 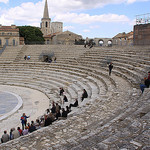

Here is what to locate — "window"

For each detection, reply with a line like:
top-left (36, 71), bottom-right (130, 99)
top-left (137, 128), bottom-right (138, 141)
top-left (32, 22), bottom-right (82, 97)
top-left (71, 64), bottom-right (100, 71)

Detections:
top-left (0, 39), bottom-right (1, 45)
top-left (46, 22), bottom-right (48, 27)
top-left (13, 39), bottom-right (15, 46)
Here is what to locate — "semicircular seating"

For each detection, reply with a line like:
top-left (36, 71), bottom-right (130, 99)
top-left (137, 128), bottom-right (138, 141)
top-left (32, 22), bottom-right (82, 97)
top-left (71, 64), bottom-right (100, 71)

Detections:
top-left (0, 45), bottom-right (149, 149)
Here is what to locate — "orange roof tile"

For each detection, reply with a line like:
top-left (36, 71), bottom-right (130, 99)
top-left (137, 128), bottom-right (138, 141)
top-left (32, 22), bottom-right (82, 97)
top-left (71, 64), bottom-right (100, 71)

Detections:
top-left (0, 26), bottom-right (19, 32)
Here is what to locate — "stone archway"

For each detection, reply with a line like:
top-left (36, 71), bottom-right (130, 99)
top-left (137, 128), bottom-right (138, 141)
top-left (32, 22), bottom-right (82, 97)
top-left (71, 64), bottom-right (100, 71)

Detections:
top-left (108, 40), bottom-right (112, 47)
top-left (99, 40), bottom-right (104, 46)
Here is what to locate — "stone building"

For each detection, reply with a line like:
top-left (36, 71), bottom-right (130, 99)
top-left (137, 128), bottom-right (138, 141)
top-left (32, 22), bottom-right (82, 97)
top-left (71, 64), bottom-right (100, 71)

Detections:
top-left (41, 0), bottom-right (82, 45)
top-left (94, 38), bottom-right (113, 46)
top-left (40, 0), bottom-right (63, 37)
top-left (134, 23), bottom-right (150, 45)
top-left (112, 31), bottom-right (133, 46)
top-left (0, 25), bottom-right (19, 47)
top-left (52, 31), bottom-right (82, 45)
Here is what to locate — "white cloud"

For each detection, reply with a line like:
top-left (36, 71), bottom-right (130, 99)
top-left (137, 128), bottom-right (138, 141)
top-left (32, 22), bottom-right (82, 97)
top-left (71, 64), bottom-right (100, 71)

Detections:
top-left (127, 0), bottom-right (136, 3)
top-left (0, 0), bottom-right (147, 28)
top-left (63, 26), bottom-right (75, 30)
top-left (48, 0), bottom-right (150, 11)
top-left (89, 25), bottom-right (100, 29)
top-left (54, 13), bottom-right (130, 24)
top-left (0, 1), bottom-right (43, 26)
top-left (83, 29), bottom-right (90, 32)
top-left (0, 0), bottom-right (9, 4)
top-left (127, 0), bottom-right (149, 4)
top-left (0, 15), bottom-right (14, 25)
top-left (0, 0), bottom-right (131, 27)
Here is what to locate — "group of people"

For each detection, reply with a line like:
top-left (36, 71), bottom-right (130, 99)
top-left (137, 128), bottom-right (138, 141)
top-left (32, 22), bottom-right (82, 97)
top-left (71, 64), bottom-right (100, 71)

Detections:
top-left (1, 103), bottom-right (69, 143)
top-left (24, 55), bottom-right (31, 60)
top-left (140, 71), bottom-right (150, 93)
top-left (108, 62), bottom-right (150, 94)
top-left (84, 41), bottom-right (95, 49)
top-left (44, 57), bottom-right (56, 63)
top-left (1, 87), bottom-right (88, 144)
top-left (1, 116), bottom-right (38, 143)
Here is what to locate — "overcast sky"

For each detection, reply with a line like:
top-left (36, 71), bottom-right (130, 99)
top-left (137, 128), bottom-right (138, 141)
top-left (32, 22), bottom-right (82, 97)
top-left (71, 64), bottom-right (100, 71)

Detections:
top-left (0, 0), bottom-right (150, 38)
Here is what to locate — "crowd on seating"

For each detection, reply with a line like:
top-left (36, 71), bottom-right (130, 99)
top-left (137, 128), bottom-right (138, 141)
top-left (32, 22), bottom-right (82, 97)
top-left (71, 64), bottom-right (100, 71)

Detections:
top-left (0, 88), bottom-right (88, 144)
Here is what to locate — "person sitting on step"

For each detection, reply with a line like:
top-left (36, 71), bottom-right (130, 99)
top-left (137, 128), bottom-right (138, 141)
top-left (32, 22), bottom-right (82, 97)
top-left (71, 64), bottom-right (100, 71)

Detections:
top-left (69, 99), bottom-right (78, 109)
top-left (81, 89), bottom-right (88, 101)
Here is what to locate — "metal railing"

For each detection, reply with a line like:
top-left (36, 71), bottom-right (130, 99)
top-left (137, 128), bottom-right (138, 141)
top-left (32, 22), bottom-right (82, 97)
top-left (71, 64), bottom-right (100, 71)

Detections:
top-left (136, 13), bottom-right (150, 25)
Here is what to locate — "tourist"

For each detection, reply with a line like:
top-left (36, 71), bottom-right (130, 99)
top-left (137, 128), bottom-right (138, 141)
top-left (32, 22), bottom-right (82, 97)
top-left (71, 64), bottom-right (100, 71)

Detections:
top-left (61, 108), bottom-right (68, 118)
top-left (12, 128), bottom-right (20, 139)
top-left (22, 126), bottom-right (29, 135)
top-left (20, 113), bottom-right (30, 130)
top-left (9, 128), bottom-right (13, 140)
top-left (51, 102), bottom-right (56, 114)
top-left (59, 87), bottom-right (64, 96)
top-left (148, 71), bottom-right (150, 80)
top-left (56, 110), bottom-right (61, 120)
top-left (55, 103), bottom-right (61, 112)
top-left (63, 95), bottom-right (68, 102)
top-left (66, 106), bottom-right (71, 114)
top-left (44, 115), bottom-right (52, 126)
top-left (48, 112), bottom-right (56, 122)
top-left (27, 123), bottom-right (31, 130)
top-left (69, 99), bottom-right (78, 109)
top-left (27, 55), bottom-right (31, 60)
top-left (108, 62), bottom-right (113, 76)
top-left (29, 123), bottom-right (36, 133)
top-left (24, 55), bottom-right (27, 60)
top-left (48, 57), bottom-right (52, 63)
top-left (81, 89), bottom-right (88, 101)
top-left (140, 76), bottom-right (150, 93)
top-left (17, 127), bottom-right (23, 136)
top-left (35, 119), bottom-right (41, 130)
top-left (46, 108), bottom-right (50, 114)
top-left (89, 42), bottom-right (94, 49)
top-left (84, 41), bottom-right (87, 48)
top-left (1, 131), bottom-right (9, 143)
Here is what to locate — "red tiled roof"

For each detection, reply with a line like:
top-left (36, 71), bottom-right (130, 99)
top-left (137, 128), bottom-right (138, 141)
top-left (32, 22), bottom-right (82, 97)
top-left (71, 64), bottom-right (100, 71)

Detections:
top-left (44, 32), bottom-right (61, 38)
top-left (0, 26), bottom-right (19, 32)
top-left (19, 37), bottom-right (24, 40)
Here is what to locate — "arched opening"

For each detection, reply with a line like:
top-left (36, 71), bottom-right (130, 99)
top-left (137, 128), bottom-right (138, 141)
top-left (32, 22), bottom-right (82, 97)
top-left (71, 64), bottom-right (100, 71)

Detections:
top-left (99, 40), bottom-right (104, 46)
top-left (13, 39), bottom-right (15, 46)
top-left (47, 40), bottom-right (50, 44)
top-left (108, 40), bottom-right (112, 47)
top-left (6, 39), bottom-right (9, 46)
top-left (46, 22), bottom-right (48, 27)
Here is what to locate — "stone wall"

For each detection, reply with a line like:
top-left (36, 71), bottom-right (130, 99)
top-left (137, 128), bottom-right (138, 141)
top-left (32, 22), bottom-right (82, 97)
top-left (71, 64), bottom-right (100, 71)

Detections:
top-left (133, 23), bottom-right (150, 45)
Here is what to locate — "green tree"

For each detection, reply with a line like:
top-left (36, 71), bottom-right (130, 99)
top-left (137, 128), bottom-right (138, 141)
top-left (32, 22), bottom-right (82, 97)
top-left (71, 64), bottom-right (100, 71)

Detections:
top-left (18, 26), bottom-right (45, 44)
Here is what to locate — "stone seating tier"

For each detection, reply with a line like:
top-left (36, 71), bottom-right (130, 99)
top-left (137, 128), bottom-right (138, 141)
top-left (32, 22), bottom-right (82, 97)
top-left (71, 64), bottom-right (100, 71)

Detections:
top-left (0, 45), bottom-right (149, 149)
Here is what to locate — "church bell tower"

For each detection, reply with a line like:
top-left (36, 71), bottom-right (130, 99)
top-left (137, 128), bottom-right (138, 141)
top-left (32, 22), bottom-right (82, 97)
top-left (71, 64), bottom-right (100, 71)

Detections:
top-left (41, 0), bottom-right (51, 36)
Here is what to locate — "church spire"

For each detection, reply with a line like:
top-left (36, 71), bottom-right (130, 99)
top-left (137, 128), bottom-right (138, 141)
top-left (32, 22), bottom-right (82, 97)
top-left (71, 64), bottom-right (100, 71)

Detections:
top-left (41, 0), bottom-right (51, 36)
top-left (43, 0), bottom-right (49, 19)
